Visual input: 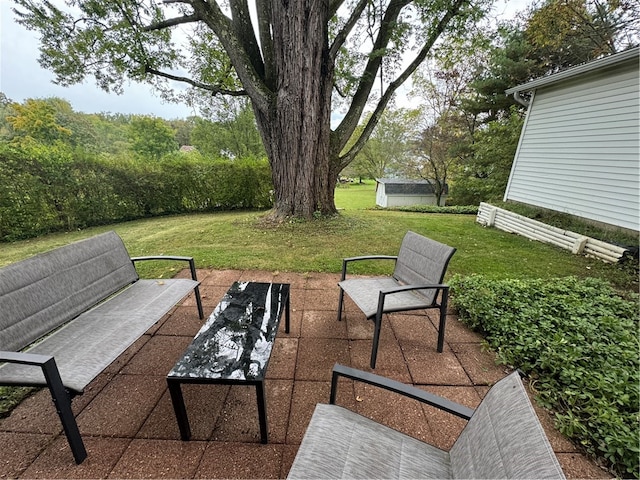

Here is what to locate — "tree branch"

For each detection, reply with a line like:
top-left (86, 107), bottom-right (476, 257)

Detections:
top-left (332, 0), bottom-right (411, 157)
top-left (143, 14), bottom-right (201, 32)
top-left (329, 0), bottom-right (369, 61)
top-left (145, 66), bottom-right (247, 96)
top-left (189, 0), bottom-right (272, 112)
top-left (338, 0), bottom-right (470, 168)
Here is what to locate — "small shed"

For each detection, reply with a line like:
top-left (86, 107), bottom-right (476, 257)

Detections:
top-left (504, 47), bottom-right (639, 232)
top-left (375, 178), bottom-right (447, 207)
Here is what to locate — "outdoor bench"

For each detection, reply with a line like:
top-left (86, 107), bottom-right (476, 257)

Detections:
top-left (288, 364), bottom-right (566, 479)
top-left (0, 231), bottom-right (204, 464)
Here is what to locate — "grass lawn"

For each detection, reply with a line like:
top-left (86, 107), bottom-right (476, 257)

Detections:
top-left (0, 183), bottom-right (635, 293)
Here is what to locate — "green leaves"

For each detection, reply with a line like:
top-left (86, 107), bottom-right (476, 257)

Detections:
top-left (450, 274), bottom-right (640, 477)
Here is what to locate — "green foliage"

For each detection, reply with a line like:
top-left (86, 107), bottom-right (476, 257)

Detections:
top-left (6, 98), bottom-right (72, 145)
top-left (450, 275), bottom-right (640, 478)
top-left (390, 204), bottom-right (478, 214)
top-left (0, 144), bottom-right (272, 242)
top-left (449, 108), bottom-right (524, 205)
top-left (127, 116), bottom-right (179, 160)
top-left (190, 103), bottom-right (265, 159)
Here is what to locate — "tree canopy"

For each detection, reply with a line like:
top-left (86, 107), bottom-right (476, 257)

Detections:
top-left (13, 0), bottom-right (489, 219)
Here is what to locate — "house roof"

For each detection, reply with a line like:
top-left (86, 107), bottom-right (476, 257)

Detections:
top-left (506, 46), bottom-right (639, 95)
top-left (376, 178), bottom-right (446, 195)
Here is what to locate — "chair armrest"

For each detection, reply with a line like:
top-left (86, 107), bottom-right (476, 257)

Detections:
top-left (380, 283), bottom-right (448, 295)
top-left (379, 283), bottom-right (449, 308)
top-left (0, 350), bottom-right (53, 366)
top-left (131, 255), bottom-right (199, 282)
top-left (340, 255), bottom-right (397, 280)
top-left (330, 364), bottom-right (474, 420)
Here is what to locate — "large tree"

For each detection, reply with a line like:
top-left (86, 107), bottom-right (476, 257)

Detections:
top-left (13, 0), bottom-right (487, 219)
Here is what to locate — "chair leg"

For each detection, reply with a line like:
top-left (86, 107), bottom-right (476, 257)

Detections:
top-left (370, 312), bottom-right (383, 369)
top-left (436, 294), bottom-right (448, 353)
top-left (337, 288), bottom-right (345, 322)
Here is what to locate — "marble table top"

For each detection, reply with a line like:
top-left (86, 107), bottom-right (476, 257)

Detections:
top-left (168, 281), bottom-right (290, 382)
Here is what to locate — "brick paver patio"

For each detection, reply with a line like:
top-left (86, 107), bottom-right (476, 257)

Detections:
top-left (0, 270), bottom-right (611, 478)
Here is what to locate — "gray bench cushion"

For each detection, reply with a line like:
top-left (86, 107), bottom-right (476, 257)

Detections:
top-left (0, 231), bottom-right (138, 352)
top-left (288, 404), bottom-right (451, 479)
top-left (0, 278), bottom-right (198, 393)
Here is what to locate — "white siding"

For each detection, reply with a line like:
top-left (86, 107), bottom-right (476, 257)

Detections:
top-left (385, 194), bottom-right (444, 207)
top-left (504, 59), bottom-right (639, 231)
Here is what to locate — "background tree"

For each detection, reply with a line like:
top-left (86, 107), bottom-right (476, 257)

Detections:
top-left (170, 117), bottom-right (197, 147)
top-left (344, 108), bottom-right (418, 180)
top-left (0, 93), bottom-right (15, 142)
top-left (6, 98), bottom-right (72, 146)
top-left (127, 116), bottom-right (178, 160)
top-left (14, 0), bottom-right (489, 219)
top-left (191, 102), bottom-right (265, 159)
top-left (526, 0), bottom-right (640, 72)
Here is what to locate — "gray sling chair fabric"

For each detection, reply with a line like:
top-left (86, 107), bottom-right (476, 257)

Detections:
top-left (337, 231), bottom-right (456, 368)
top-left (288, 365), bottom-right (566, 479)
top-left (0, 231), bottom-right (203, 464)
top-left (0, 230), bottom-right (202, 393)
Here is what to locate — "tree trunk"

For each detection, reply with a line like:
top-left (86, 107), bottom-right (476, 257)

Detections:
top-left (253, 0), bottom-right (337, 220)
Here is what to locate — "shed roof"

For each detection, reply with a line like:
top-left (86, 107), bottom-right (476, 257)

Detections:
top-left (506, 47), bottom-right (639, 95)
top-left (376, 178), bottom-right (446, 195)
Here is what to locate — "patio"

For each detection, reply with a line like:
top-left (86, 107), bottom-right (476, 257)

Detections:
top-left (1, 269), bottom-right (610, 479)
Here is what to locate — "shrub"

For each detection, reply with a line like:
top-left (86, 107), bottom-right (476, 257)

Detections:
top-left (0, 144), bottom-right (273, 241)
top-left (387, 205), bottom-right (479, 214)
top-left (450, 274), bottom-right (640, 478)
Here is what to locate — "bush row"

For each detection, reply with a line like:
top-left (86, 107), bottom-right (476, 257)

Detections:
top-left (390, 204), bottom-right (479, 214)
top-left (449, 274), bottom-right (639, 478)
top-left (0, 144), bottom-right (273, 241)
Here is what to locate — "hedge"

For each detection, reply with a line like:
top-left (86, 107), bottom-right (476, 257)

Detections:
top-left (0, 144), bottom-right (273, 241)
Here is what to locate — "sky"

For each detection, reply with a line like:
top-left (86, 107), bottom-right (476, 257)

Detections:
top-left (0, 0), bottom-right (532, 120)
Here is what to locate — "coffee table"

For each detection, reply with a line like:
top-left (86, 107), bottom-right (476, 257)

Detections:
top-left (166, 281), bottom-right (290, 443)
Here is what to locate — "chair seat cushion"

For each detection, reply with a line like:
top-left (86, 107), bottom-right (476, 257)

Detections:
top-left (0, 278), bottom-right (198, 393)
top-left (339, 277), bottom-right (433, 318)
top-left (287, 404), bottom-right (452, 479)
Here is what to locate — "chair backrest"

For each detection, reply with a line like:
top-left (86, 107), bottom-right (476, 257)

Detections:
top-left (0, 231), bottom-right (138, 352)
top-left (450, 371), bottom-right (566, 479)
top-left (393, 231), bottom-right (456, 305)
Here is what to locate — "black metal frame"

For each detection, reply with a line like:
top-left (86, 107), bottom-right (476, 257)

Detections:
top-left (131, 255), bottom-right (204, 319)
top-left (0, 351), bottom-right (87, 464)
top-left (330, 363), bottom-right (474, 420)
top-left (337, 255), bottom-right (450, 368)
top-left (0, 254), bottom-right (204, 464)
top-left (167, 283), bottom-right (290, 444)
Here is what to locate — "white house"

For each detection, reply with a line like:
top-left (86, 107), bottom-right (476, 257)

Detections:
top-left (504, 47), bottom-right (639, 232)
top-left (375, 178), bottom-right (447, 207)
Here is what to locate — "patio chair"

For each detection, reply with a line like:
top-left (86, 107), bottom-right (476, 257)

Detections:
top-left (337, 231), bottom-right (456, 368)
top-left (287, 364), bottom-right (566, 479)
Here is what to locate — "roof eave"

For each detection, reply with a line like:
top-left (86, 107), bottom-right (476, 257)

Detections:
top-left (505, 47), bottom-right (639, 95)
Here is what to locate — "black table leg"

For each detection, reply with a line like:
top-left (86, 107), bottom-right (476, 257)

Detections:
top-left (256, 381), bottom-right (268, 443)
top-left (167, 379), bottom-right (191, 440)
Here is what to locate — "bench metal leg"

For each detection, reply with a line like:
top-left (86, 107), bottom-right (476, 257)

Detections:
top-left (42, 358), bottom-right (87, 464)
top-left (167, 380), bottom-right (191, 440)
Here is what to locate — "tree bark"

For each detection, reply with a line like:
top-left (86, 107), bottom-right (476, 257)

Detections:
top-left (253, 0), bottom-right (337, 219)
